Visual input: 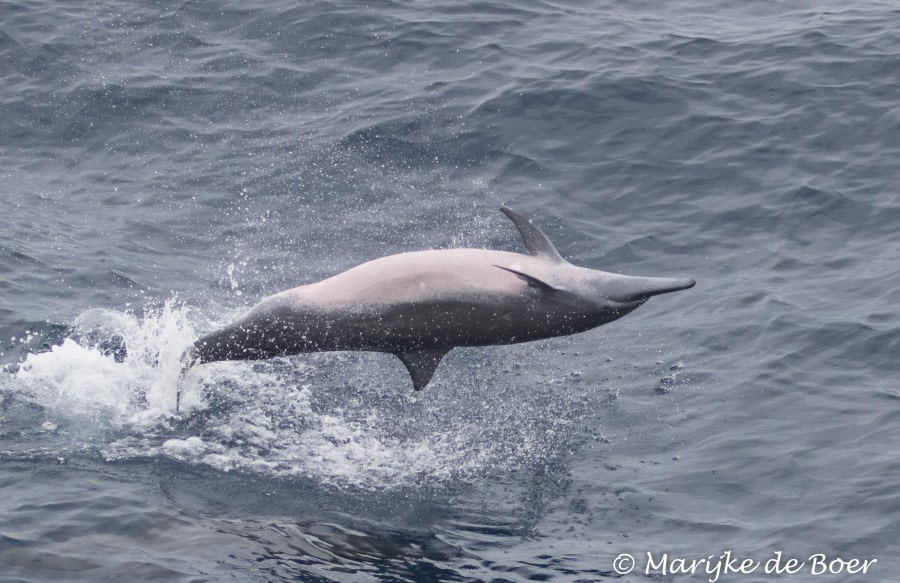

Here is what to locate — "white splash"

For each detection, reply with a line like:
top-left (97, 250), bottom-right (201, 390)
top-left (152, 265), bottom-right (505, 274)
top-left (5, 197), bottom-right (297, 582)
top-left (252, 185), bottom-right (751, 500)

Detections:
top-left (15, 299), bottom-right (197, 422)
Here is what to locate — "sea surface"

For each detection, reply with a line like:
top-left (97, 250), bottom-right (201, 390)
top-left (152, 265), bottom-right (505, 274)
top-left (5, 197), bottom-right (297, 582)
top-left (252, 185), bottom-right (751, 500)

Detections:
top-left (1, 0), bottom-right (899, 581)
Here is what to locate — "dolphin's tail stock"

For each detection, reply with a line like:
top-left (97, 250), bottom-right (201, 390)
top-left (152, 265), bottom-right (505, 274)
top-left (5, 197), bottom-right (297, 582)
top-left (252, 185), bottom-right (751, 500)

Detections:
top-left (175, 345), bottom-right (200, 413)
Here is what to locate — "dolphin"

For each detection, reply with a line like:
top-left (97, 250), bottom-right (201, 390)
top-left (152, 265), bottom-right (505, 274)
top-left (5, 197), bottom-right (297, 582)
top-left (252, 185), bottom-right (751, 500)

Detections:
top-left (177, 207), bottom-right (694, 409)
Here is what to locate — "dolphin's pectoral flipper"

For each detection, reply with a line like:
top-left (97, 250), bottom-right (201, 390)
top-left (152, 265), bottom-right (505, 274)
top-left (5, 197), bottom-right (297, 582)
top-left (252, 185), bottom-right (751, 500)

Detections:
top-left (494, 264), bottom-right (600, 311)
top-left (493, 265), bottom-right (560, 294)
top-left (500, 206), bottom-right (565, 263)
top-left (394, 347), bottom-right (451, 391)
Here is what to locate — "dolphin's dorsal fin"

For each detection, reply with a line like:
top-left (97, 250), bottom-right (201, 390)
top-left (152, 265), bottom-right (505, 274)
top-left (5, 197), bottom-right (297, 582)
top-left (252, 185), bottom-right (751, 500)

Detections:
top-left (394, 348), bottom-right (451, 391)
top-left (500, 206), bottom-right (565, 263)
top-left (493, 265), bottom-right (559, 294)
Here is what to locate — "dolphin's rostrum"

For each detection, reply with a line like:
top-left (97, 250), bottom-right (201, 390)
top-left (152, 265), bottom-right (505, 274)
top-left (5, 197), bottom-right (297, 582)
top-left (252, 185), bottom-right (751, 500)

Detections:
top-left (178, 208), bottom-right (694, 409)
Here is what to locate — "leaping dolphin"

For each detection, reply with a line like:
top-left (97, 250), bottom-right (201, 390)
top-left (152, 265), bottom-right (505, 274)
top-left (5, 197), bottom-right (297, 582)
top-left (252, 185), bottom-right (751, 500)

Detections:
top-left (177, 207), bottom-right (694, 409)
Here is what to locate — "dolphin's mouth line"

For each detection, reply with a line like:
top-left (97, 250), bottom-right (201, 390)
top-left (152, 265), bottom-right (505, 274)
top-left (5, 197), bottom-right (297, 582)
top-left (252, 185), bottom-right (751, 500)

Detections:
top-left (612, 278), bottom-right (696, 304)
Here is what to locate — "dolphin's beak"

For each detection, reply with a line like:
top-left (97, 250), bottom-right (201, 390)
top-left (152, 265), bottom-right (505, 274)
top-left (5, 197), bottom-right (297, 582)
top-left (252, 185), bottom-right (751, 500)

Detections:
top-left (609, 276), bottom-right (696, 304)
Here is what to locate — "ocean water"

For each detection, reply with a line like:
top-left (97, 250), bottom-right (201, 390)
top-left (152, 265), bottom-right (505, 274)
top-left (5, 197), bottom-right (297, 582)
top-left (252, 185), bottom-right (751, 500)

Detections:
top-left (2, 0), bottom-right (899, 581)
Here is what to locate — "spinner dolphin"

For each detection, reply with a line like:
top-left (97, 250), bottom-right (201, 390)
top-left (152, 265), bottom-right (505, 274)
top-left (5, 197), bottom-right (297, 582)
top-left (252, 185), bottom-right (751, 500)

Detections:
top-left (178, 207), bottom-right (694, 409)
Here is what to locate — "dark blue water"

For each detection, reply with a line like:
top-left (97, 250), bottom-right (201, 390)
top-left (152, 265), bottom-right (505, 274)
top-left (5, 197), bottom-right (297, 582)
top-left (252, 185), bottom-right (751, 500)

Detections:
top-left (2, 1), bottom-right (899, 581)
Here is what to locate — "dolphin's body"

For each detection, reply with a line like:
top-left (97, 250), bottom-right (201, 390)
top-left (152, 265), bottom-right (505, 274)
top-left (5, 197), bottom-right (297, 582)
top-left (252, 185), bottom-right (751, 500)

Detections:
top-left (179, 208), bottom-right (693, 407)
